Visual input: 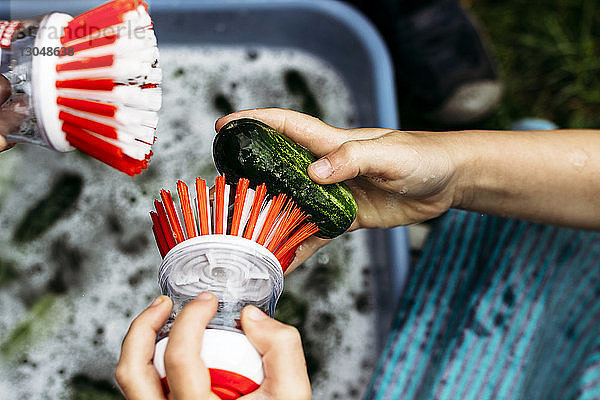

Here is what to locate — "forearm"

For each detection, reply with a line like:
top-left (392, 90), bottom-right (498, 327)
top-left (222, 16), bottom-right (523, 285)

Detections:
top-left (447, 129), bottom-right (600, 230)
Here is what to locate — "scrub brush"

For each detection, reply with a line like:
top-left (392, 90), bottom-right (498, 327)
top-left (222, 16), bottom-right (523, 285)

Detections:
top-left (150, 175), bottom-right (319, 272)
top-left (0, 0), bottom-right (161, 176)
top-left (150, 176), bottom-right (318, 399)
top-left (150, 175), bottom-right (318, 397)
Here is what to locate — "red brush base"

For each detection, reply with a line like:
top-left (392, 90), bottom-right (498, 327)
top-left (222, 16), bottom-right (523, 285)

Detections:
top-left (210, 369), bottom-right (261, 399)
top-left (160, 369), bottom-right (260, 399)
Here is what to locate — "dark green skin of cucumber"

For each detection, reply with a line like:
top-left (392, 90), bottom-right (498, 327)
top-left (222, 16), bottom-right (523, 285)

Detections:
top-left (213, 118), bottom-right (358, 239)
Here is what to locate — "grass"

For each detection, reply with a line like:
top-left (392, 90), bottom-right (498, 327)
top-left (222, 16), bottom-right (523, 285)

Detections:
top-left (471, 0), bottom-right (600, 130)
top-left (399, 0), bottom-right (600, 130)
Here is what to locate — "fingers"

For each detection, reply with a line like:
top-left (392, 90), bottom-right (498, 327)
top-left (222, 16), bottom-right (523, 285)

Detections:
top-left (116, 296), bottom-right (172, 400)
top-left (0, 91), bottom-right (27, 152)
top-left (215, 108), bottom-right (394, 156)
top-left (0, 75), bottom-right (10, 105)
top-left (216, 108), bottom-right (347, 157)
top-left (0, 135), bottom-right (13, 152)
top-left (216, 108), bottom-right (396, 179)
top-left (164, 292), bottom-right (219, 400)
top-left (240, 306), bottom-right (311, 400)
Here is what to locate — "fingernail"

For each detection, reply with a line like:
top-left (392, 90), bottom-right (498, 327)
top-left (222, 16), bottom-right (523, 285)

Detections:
top-left (197, 292), bottom-right (213, 301)
top-left (309, 158), bottom-right (333, 179)
top-left (150, 296), bottom-right (164, 307)
top-left (246, 306), bottom-right (268, 321)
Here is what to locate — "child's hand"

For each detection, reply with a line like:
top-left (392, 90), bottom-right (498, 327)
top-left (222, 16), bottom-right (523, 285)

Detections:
top-left (218, 108), bottom-right (600, 263)
top-left (0, 75), bottom-right (16, 152)
top-left (116, 292), bottom-right (311, 400)
top-left (216, 108), bottom-right (464, 272)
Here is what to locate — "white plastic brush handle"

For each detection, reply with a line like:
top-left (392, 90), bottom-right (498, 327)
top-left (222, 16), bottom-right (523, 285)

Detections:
top-left (31, 12), bottom-right (74, 152)
top-left (153, 329), bottom-right (264, 384)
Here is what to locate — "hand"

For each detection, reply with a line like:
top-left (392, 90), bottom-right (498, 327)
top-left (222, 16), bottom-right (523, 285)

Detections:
top-left (115, 292), bottom-right (311, 400)
top-left (216, 108), bottom-right (464, 272)
top-left (0, 74), bottom-right (16, 152)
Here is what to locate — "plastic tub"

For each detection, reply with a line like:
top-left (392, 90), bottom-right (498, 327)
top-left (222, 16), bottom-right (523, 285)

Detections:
top-left (2, 0), bottom-right (409, 350)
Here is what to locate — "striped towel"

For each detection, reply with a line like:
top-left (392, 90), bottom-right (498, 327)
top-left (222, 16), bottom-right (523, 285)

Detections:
top-left (366, 210), bottom-right (600, 400)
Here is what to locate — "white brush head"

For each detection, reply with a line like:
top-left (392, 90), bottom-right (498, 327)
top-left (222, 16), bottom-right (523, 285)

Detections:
top-left (32, 1), bottom-right (162, 175)
top-left (32, 12), bottom-right (74, 152)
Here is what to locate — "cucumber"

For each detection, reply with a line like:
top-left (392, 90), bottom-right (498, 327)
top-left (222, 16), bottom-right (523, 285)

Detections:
top-left (213, 118), bottom-right (357, 239)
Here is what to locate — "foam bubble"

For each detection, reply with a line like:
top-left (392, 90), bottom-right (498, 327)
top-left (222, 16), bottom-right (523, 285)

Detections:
top-left (0, 45), bottom-right (374, 399)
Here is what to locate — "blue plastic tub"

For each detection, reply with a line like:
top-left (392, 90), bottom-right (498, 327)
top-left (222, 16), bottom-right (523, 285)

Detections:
top-left (3, 0), bottom-right (409, 350)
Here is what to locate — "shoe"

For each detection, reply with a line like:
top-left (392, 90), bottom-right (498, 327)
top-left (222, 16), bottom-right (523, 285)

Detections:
top-left (349, 0), bottom-right (503, 126)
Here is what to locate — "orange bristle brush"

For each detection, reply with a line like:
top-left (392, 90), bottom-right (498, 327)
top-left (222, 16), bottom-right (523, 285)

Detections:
top-left (1, 0), bottom-right (161, 176)
top-left (150, 175), bottom-right (319, 273)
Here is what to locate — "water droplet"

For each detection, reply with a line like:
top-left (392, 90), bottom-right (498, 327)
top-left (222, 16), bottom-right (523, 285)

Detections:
top-left (568, 149), bottom-right (588, 170)
top-left (317, 254), bottom-right (330, 264)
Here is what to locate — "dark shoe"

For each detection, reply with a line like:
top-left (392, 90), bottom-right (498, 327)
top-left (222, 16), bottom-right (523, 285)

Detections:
top-left (349, 0), bottom-right (503, 125)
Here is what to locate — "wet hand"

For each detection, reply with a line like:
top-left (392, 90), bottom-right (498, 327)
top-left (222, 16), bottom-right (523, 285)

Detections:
top-left (116, 292), bottom-right (310, 400)
top-left (216, 108), bottom-right (462, 272)
top-left (0, 75), bottom-right (16, 152)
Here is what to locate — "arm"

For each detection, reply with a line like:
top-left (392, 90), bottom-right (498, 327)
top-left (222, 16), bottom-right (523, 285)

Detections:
top-left (216, 109), bottom-right (600, 270)
top-left (115, 293), bottom-right (310, 400)
top-left (449, 129), bottom-right (600, 230)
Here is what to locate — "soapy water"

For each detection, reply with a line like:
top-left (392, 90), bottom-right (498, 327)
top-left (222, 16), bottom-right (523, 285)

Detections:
top-left (0, 46), bottom-right (375, 399)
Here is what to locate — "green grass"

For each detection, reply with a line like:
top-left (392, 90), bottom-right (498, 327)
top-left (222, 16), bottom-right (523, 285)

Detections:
top-left (470, 0), bottom-right (600, 129)
top-left (396, 0), bottom-right (599, 130)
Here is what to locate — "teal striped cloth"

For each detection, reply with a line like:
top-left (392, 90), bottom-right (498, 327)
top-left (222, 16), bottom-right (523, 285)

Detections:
top-left (367, 210), bottom-right (600, 399)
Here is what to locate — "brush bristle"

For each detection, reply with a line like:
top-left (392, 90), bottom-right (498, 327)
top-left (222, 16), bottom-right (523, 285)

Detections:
top-left (56, 0), bottom-right (161, 176)
top-left (150, 176), bottom-right (319, 272)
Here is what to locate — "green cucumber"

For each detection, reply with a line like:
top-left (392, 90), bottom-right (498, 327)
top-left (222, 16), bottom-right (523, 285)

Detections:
top-left (213, 118), bottom-right (357, 239)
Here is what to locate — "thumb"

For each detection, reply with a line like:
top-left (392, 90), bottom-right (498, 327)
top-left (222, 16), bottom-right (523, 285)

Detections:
top-left (0, 75), bottom-right (10, 105)
top-left (240, 306), bottom-right (310, 400)
top-left (308, 139), bottom-right (383, 184)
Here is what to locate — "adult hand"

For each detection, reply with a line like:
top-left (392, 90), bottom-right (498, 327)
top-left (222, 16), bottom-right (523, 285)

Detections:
top-left (115, 292), bottom-right (311, 400)
top-left (0, 75), bottom-right (16, 152)
top-left (216, 108), bottom-right (465, 272)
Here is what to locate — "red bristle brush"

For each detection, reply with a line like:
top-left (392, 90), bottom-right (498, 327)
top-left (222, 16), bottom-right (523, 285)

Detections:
top-left (150, 175), bottom-right (319, 273)
top-left (1, 0), bottom-right (161, 176)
